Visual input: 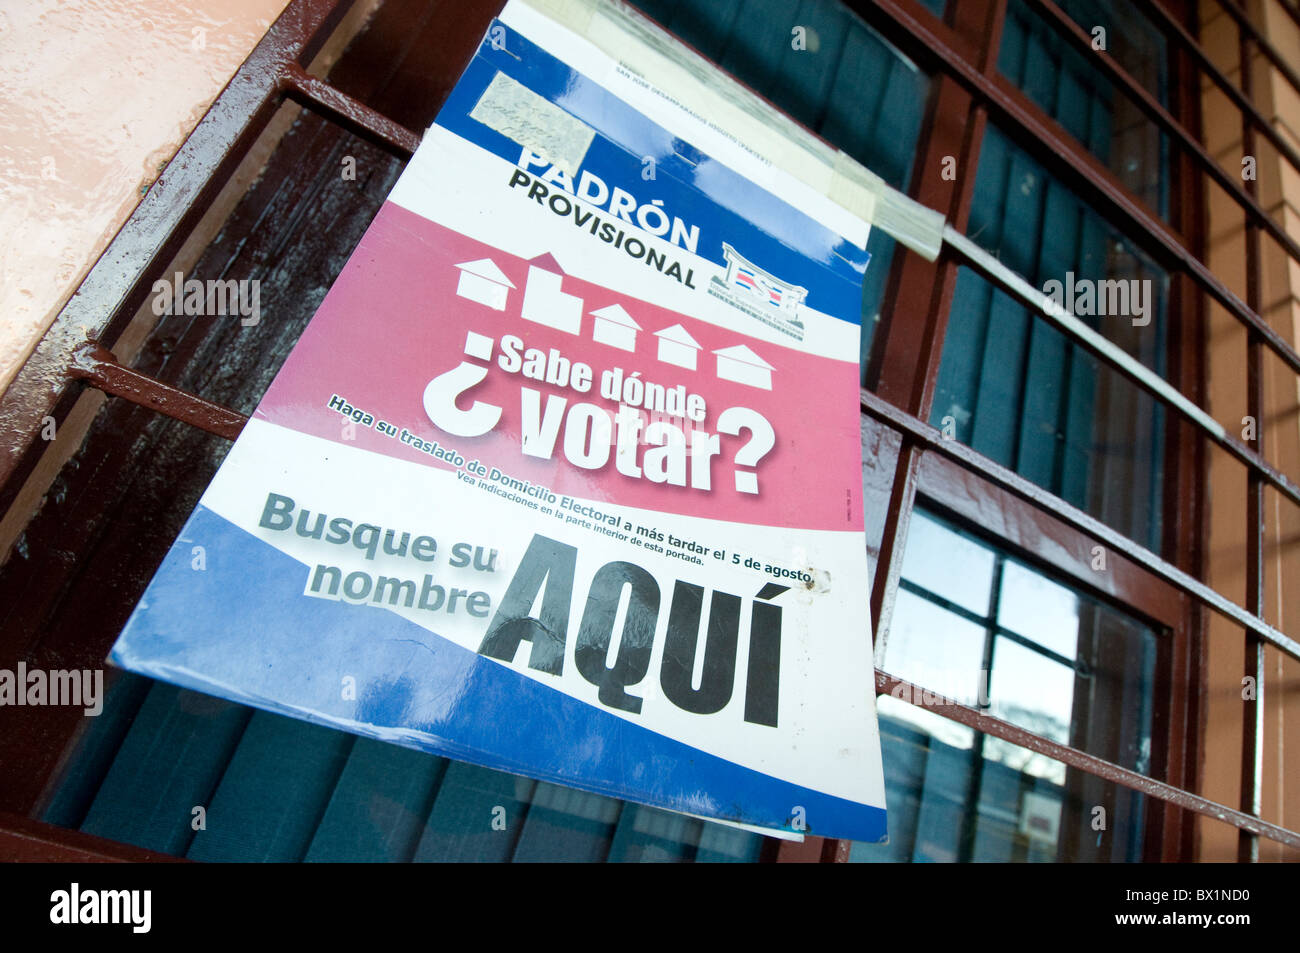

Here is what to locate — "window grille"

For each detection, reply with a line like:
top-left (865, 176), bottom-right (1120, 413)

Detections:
top-left (1, 0), bottom-right (1296, 862)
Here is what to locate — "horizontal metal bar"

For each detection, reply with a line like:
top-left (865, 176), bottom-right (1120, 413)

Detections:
top-left (1139, 0), bottom-right (1300, 188)
top-left (857, 0), bottom-right (1300, 381)
top-left (875, 670), bottom-right (1300, 850)
top-left (859, 387), bottom-right (1300, 661)
top-left (278, 62), bottom-right (422, 155)
top-left (1206, 0), bottom-right (1300, 100)
top-left (69, 345), bottom-right (248, 440)
top-left (0, 811), bottom-right (185, 863)
top-left (0, 0), bottom-right (353, 501)
top-left (1029, 0), bottom-right (1300, 265)
top-left (945, 225), bottom-right (1300, 512)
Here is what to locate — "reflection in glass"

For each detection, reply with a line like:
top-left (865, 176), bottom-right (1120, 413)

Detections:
top-left (868, 508), bottom-right (1160, 861)
top-left (1000, 0), bottom-right (1169, 219)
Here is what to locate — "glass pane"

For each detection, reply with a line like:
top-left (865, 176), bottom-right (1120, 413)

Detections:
top-left (884, 508), bottom-right (1162, 785)
top-left (985, 637), bottom-right (1076, 781)
top-left (1000, 0), bottom-right (1169, 219)
top-left (932, 266), bottom-right (1167, 553)
top-left (851, 696), bottom-right (1150, 861)
top-left (900, 510), bottom-right (996, 615)
top-left (935, 123), bottom-right (1173, 555)
top-left (954, 125), bottom-right (1171, 378)
top-left (42, 675), bottom-right (765, 862)
top-left (882, 588), bottom-right (989, 710)
top-left (997, 559), bottom-right (1080, 659)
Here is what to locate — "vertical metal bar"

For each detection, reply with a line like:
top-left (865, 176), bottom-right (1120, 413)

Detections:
top-left (859, 0), bottom-right (1007, 864)
top-left (1158, 0), bottom-right (1209, 862)
top-left (868, 35), bottom-right (998, 643)
top-left (1237, 1), bottom-right (1264, 864)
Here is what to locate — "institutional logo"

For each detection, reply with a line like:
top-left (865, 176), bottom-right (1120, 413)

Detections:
top-left (708, 243), bottom-right (808, 341)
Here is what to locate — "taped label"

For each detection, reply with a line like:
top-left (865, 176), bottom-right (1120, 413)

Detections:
top-left (470, 70), bottom-right (596, 177)
top-left (519, 0), bottom-right (946, 260)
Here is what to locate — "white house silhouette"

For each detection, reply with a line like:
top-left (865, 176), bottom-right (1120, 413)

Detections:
top-left (714, 344), bottom-right (774, 390)
top-left (654, 324), bottom-right (702, 370)
top-left (521, 265), bottom-right (583, 335)
top-left (454, 258), bottom-right (515, 311)
top-left (590, 304), bottom-right (641, 352)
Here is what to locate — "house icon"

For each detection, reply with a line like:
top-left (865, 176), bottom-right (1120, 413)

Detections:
top-left (454, 258), bottom-right (515, 311)
top-left (654, 324), bottom-right (702, 370)
top-left (590, 304), bottom-right (641, 352)
top-left (713, 344), bottom-right (774, 390)
top-left (521, 265), bottom-right (583, 335)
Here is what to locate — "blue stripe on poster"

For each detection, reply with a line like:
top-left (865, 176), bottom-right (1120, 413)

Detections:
top-left (430, 19), bottom-right (870, 324)
top-left (112, 504), bottom-right (887, 844)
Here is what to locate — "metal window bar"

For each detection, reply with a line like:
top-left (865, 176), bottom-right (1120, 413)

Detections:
top-left (859, 0), bottom-right (1299, 861)
top-left (1027, 0), bottom-right (1300, 271)
top-left (853, 0), bottom-right (1300, 391)
top-left (1, 0), bottom-right (1296, 860)
top-left (1140, 0), bottom-right (1300, 184)
top-left (858, 0), bottom-right (1300, 658)
top-left (1237, 0), bottom-right (1266, 864)
top-left (859, 387), bottom-right (1299, 660)
top-left (875, 671), bottom-right (1300, 850)
top-left (1281, 0), bottom-right (1300, 32)
top-left (1207, 0), bottom-right (1300, 98)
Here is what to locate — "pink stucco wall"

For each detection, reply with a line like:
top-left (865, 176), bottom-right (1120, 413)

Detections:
top-left (0, 0), bottom-right (290, 396)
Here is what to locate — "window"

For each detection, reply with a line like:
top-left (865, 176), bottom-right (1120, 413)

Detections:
top-left (2, 0), bottom-right (1298, 862)
top-left (857, 507), bottom-right (1157, 861)
top-left (931, 125), bottom-right (1170, 552)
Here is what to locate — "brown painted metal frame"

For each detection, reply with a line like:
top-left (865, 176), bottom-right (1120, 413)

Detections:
top-left (1031, 0), bottom-right (1300, 284)
top-left (851, 0), bottom-right (1298, 860)
top-left (1236, 0), bottom-right (1266, 865)
top-left (0, 0), bottom-right (1295, 861)
top-left (0, 0), bottom-right (419, 518)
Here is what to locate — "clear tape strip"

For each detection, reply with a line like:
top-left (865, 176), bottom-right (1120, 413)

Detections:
top-left (520, 0), bottom-right (946, 259)
top-left (469, 70), bottom-right (596, 177)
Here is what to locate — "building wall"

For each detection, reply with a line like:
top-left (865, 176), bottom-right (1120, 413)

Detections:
top-left (1200, 0), bottom-right (1300, 861)
top-left (0, 0), bottom-right (291, 398)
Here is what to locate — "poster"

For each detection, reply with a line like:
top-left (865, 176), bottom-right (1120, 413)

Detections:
top-left (111, 0), bottom-right (888, 842)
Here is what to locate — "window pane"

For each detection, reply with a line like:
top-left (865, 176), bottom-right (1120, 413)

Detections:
top-left (43, 676), bottom-right (764, 862)
top-left (985, 637), bottom-right (1076, 780)
top-left (851, 697), bottom-right (1150, 861)
top-left (1000, 0), bottom-right (1169, 219)
top-left (997, 559), bottom-right (1079, 659)
top-left (931, 125), bottom-right (1171, 554)
top-left (900, 510), bottom-right (996, 615)
top-left (954, 125), bottom-right (1171, 377)
top-left (882, 588), bottom-right (989, 709)
top-left (932, 271), bottom-right (1167, 552)
top-left (883, 508), bottom-right (1162, 786)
